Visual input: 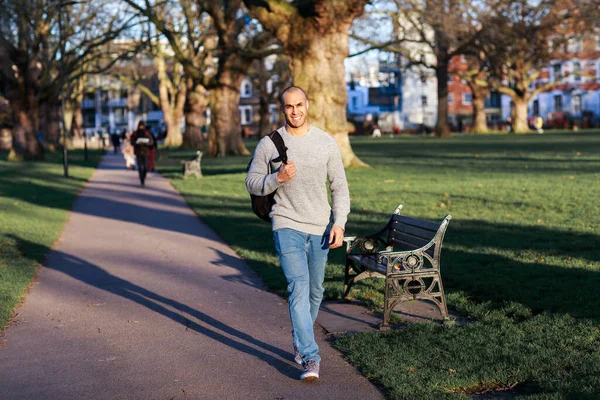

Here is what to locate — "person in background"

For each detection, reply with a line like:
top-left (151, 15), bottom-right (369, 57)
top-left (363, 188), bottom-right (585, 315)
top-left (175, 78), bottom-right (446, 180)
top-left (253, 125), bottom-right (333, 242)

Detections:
top-left (111, 131), bottom-right (121, 154)
top-left (130, 121), bottom-right (155, 186)
top-left (146, 127), bottom-right (157, 172)
top-left (535, 115), bottom-right (544, 134)
top-left (122, 131), bottom-right (136, 171)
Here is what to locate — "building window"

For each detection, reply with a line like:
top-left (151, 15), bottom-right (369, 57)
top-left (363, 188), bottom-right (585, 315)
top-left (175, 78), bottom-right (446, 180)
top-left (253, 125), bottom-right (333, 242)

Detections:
top-left (573, 62), bottom-right (582, 82)
top-left (533, 100), bottom-right (539, 116)
top-left (448, 74), bottom-right (453, 84)
top-left (352, 96), bottom-right (358, 109)
top-left (114, 108), bottom-right (125, 123)
top-left (553, 63), bottom-right (562, 80)
top-left (241, 80), bottom-right (252, 98)
top-left (486, 91), bottom-right (501, 108)
top-left (573, 95), bottom-right (581, 115)
top-left (448, 93), bottom-right (454, 105)
top-left (239, 106), bottom-right (253, 125)
top-left (84, 114), bottom-right (95, 126)
top-left (567, 38), bottom-right (582, 53)
top-left (421, 96), bottom-right (427, 106)
top-left (462, 93), bottom-right (473, 106)
top-left (269, 104), bottom-right (279, 124)
top-left (554, 95), bottom-right (562, 112)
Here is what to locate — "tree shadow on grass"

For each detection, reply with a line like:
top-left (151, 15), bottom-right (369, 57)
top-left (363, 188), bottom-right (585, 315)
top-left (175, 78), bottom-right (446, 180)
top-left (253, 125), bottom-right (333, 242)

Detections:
top-left (356, 134), bottom-right (600, 174)
top-left (9, 234), bottom-right (299, 379)
top-left (442, 247), bottom-right (600, 321)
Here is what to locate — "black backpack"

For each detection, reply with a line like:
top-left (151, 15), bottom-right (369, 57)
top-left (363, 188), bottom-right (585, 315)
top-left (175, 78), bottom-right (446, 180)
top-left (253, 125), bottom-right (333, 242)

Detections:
top-left (247, 130), bottom-right (288, 222)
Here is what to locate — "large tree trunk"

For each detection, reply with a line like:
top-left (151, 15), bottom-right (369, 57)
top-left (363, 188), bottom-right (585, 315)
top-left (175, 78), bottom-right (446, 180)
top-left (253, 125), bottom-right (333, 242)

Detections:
top-left (162, 106), bottom-right (184, 147)
top-left (40, 99), bottom-right (61, 148)
top-left (72, 106), bottom-right (83, 139)
top-left (435, 57), bottom-right (451, 138)
top-left (207, 82), bottom-right (250, 157)
top-left (290, 30), bottom-right (366, 167)
top-left (72, 90), bottom-right (84, 138)
top-left (512, 97), bottom-right (530, 134)
top-left (9, 98), bottom-right (41, 160)
top-left (471, 86), bottom-right (489, 133)
top-left (258, 96), bottom-right (271, 137)
top-left (182, 83), bottom-right (208, 149)
top-left (157, 59), bottom-right (185, 147)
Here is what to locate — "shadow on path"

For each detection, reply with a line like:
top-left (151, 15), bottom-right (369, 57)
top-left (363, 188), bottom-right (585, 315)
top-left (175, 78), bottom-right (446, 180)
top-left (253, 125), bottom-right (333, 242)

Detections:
top-left (10, 235), bottom-right (298, 379)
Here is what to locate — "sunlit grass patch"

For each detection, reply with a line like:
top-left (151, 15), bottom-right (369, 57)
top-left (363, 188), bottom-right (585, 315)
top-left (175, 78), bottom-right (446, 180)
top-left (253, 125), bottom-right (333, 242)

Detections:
top-left (157, 131), bottom-right (600, 398)
top-left (0, 149), bottom-right (104, 330)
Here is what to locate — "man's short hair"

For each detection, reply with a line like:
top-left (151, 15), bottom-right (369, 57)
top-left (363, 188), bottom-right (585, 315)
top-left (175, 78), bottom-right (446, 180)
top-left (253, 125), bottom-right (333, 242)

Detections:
top-left (279, 86), bottom-right (307, 107)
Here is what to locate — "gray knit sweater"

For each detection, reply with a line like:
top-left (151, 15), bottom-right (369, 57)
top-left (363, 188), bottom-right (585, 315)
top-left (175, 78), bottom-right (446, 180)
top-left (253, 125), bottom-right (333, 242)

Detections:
top-left (245, 125), bottom-right (351, 235)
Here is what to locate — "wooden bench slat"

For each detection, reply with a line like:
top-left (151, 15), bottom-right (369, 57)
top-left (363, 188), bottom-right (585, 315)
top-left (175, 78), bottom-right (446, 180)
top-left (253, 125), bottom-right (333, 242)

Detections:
top-left (390, 231), bottom-right (431, 249)
top-left (392, 214), bottom-right (440, 232)
top-left (391, 221), bottom-right (437, 241)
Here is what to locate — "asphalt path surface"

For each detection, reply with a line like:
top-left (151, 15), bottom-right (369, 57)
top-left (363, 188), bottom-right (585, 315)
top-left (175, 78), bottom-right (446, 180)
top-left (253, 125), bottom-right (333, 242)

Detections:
top-left (0, 153), bottom-right (384, 400)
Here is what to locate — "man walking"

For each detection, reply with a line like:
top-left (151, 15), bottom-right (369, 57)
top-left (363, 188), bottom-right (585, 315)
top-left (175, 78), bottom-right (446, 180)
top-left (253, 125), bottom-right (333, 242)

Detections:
top-left (245, 86), bottom-right (350, 381)
top-left (130, 121), bottom-right (155, 186)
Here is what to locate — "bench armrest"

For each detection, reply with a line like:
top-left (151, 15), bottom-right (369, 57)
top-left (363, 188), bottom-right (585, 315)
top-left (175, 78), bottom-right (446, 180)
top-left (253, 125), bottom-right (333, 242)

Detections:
top-left (375, 247), bottom-right (434, 273)
top-left (344, 234), bottom-right (390, 254)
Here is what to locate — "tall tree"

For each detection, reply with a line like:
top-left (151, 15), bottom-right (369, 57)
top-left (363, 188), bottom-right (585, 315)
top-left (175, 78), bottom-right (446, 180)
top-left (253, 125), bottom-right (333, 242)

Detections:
top-left (122, 0), bottom-right (277, 156)
top-left (114, 51), bottom-right (187, 146)
top-left (182, 83), bottom-right (208, 148)
top-left (0, 0), bottom-right (133, 160)
top-left (200, 1), bottom-right (278, 156)
top-left (450, 54), bottom-right (492, 133)
top-left (481, 0), bottom-right (576, 133)
top-left (350, 0), bottom-right (479, 138)
top-left (244, 0), bottom-right (369, 167)
top-left (247, 55), bottom-right (292, 137)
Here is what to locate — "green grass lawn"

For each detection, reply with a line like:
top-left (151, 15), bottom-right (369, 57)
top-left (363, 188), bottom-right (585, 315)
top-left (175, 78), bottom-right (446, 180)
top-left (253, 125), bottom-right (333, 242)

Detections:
top-left (0, 149), bottom-right (104, 331)
top-left (157, 131), bottom-right (600, 399)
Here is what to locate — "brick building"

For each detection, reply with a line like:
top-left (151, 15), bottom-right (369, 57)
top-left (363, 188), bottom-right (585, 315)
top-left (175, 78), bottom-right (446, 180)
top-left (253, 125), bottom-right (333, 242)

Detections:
top-left (529, 33), bottom-right (600, 127)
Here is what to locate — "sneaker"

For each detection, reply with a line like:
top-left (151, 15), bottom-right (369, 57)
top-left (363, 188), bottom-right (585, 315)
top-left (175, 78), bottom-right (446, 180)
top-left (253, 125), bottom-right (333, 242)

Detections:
top-left (300, 360), bottom-right (320, 382)
top-left (293, 341), bottom-right (302, 365)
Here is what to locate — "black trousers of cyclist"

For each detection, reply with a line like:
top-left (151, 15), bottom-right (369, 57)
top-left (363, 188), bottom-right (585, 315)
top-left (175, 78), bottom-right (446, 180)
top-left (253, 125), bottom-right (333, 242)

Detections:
top-left (136, 154), bottom-right (149, 185)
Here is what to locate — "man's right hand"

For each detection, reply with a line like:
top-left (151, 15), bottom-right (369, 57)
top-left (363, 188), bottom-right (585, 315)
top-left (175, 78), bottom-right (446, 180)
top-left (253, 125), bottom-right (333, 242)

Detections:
top-left (277, 160), bottom-right (296, 183)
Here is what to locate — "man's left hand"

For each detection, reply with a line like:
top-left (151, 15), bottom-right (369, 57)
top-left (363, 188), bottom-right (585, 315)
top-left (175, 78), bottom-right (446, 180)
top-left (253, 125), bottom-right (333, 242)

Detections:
top-left (329, 226), bottom-right (345, 249)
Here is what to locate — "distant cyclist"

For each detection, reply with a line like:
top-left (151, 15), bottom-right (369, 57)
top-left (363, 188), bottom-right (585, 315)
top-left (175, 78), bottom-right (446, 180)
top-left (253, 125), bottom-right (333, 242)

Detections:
top-left (130, 121), bottom-right (155, 186)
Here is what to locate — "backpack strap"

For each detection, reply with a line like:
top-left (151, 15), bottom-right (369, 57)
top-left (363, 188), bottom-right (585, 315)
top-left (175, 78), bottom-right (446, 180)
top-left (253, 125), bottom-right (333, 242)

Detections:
top-left (268, 130), bottom-right (288, 165)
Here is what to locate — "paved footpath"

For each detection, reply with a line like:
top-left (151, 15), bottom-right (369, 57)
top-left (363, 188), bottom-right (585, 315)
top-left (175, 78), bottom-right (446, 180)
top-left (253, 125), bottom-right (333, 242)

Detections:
top-left (0, 153), bottom-right (384, 400)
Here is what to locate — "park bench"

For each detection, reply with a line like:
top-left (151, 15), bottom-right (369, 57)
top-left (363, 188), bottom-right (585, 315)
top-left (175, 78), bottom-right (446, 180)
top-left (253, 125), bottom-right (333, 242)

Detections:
top-left (343, 205), bottom-right (452, 328)
top-left (181, 151), bottom-right (203, 178)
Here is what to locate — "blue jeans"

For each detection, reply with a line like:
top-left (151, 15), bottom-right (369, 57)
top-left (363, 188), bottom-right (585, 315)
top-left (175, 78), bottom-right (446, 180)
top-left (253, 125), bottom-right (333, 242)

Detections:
top-left (273, 228), bottom-right (330, 364)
